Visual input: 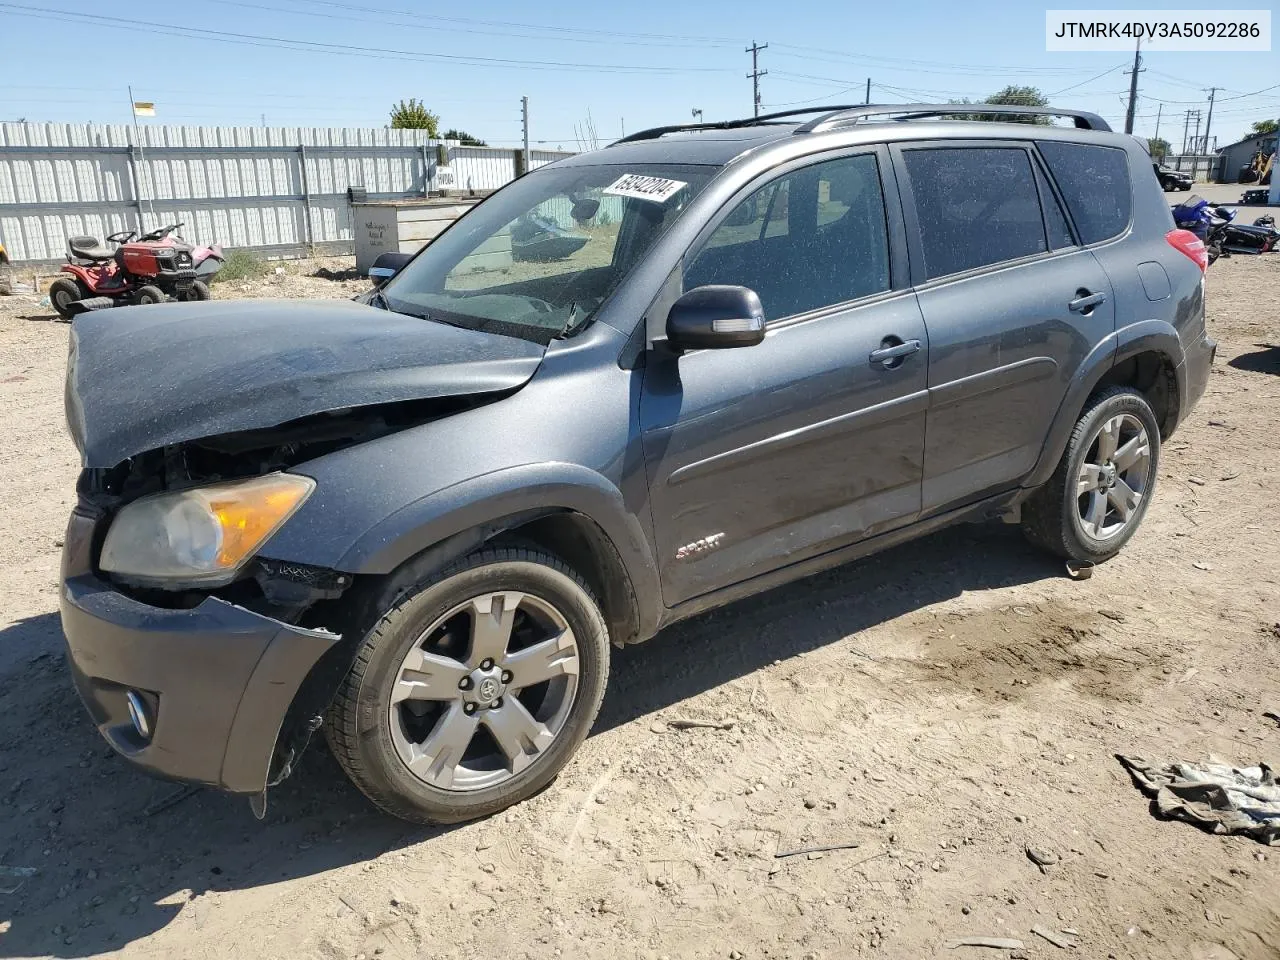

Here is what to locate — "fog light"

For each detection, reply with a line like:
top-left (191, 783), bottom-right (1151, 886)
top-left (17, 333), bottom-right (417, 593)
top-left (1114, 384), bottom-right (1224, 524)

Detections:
top-left (125, 690), bottom-right (153, 740)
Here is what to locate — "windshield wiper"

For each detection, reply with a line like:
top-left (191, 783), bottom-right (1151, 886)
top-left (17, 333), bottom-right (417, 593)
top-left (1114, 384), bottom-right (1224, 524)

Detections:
top-left (369, 288), bottom-right (392, 311)
top-left (556, 301), bottom-right (583, 339)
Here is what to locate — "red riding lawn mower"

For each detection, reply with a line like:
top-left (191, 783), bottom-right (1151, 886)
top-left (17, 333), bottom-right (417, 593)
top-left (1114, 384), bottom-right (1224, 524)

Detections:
top-left (48, 222), bottom-right (224, 320)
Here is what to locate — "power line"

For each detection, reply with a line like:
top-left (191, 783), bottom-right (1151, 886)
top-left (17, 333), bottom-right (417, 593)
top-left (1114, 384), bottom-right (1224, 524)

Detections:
top-left (212, 0), bottom-right (741, 49)
top-left (1049, 64), bottom-right (1128, 97)
top-left (0, 3), bottom-right (727, 74)
top-left (282, 0), bottom-right (743, 45)
top-left (770, 45), bottom-right (1096, 76)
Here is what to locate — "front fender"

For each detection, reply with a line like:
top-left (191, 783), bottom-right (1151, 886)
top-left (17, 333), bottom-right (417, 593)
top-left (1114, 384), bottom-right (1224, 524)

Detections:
top-left (264, 459), bottom-right (663, 637)
top-left (344, 461), bottom-right (657, 578)
top-left (1025, 319), bottom-right (1184, 488)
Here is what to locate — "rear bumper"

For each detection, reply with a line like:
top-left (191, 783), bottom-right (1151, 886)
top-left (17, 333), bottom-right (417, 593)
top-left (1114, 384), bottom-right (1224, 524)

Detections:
top-left (1178, 331), bottom-right (1217, 425)
top-left (59, 509), bottom-right (339, 794)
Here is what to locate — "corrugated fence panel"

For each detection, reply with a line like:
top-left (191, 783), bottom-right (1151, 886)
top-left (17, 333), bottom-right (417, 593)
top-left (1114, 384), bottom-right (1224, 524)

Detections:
top-left (530, 150), bottom-right (574, 170)
top-left (0, 123), bottom-right (575, 262)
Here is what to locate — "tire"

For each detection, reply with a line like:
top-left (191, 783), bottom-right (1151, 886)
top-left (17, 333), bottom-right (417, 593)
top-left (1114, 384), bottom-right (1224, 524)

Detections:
top-left (135, 284), bottom-right (165, 306)
top-left (1021, 386), bottom-right (1161, 564)
top-left (179, 280), bottom-right (211, 302)
top-left (325, 546), bottom-right (610, 824)
top-left (48, 277), bottom-right (84, 319)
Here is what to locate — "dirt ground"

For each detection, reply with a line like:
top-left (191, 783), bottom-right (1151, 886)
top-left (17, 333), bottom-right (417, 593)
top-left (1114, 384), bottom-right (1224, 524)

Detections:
top-left (1, 254), bottom-right (1278, 960)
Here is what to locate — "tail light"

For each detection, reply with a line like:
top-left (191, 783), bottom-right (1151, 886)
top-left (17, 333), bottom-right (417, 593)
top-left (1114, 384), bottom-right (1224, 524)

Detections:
top-left (1166, 228), bottom-right (1207, 272)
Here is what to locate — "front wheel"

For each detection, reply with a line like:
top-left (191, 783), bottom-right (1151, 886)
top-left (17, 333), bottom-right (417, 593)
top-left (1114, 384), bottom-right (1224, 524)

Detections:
top-left (1022, 386), bottom-right (1161, 564)
top-left (134, 284), bottom-right (165, 306)
top-left (325, 546), bottom-right (610, 824)
top-left (179, 280), bottom-right (211, 301)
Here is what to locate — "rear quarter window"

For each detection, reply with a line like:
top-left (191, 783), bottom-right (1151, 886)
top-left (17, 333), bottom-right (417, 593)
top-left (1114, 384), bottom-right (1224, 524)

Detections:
top-left (1037, 142), bottom-right (1132, 244)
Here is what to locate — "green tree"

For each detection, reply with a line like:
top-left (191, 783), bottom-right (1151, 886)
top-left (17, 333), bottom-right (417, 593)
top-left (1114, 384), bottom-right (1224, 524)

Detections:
top-left (1250, 119), bottom-right (1278, 136)
top-left (947, 86), bottom-right (1051, 124)
top-left (442, 128), bottom-right (487, 146)
top-left (389, 98), bottom-right (440, 135)
top-left (979, 85), bottom-right (1051, 124)
top-left (1148, 136), bottom-right (1171, 161)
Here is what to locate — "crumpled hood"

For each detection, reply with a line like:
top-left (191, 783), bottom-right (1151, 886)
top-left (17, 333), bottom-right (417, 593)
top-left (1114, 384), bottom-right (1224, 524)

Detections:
top-left (66, 298), bottom-right (547, 468)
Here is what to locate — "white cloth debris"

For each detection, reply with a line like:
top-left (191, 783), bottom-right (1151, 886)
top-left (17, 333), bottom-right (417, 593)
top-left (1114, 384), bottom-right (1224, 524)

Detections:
top-left (1118, 755), bottom-right (1280, 845)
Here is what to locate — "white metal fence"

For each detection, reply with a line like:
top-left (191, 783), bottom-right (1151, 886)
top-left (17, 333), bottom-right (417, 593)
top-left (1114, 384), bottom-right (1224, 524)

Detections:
top-left (1164, 153), bottom-right (1222, 182)
top-left (0, 122), bottom-right (573, 263)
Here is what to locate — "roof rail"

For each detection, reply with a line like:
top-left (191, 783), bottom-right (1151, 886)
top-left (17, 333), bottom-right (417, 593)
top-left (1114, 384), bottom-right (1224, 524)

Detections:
top-left (609, 103), bottom-right (1111, 147)
top-left (794, 104), bottom-right (1111, 133)
top-left (610, 105), bottom-right (869, 145)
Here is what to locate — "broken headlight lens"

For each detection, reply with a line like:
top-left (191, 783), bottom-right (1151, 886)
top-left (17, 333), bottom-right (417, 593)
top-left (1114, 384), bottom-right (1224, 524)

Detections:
top-left (99, 472), bottom-right (315, 588)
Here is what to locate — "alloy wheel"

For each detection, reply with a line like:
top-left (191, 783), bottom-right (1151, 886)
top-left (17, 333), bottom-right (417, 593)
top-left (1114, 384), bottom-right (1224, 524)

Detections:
top-left (1076, 412), bottom-right (1152, 540)
top-left (388, 591), bottom-right (580, 792)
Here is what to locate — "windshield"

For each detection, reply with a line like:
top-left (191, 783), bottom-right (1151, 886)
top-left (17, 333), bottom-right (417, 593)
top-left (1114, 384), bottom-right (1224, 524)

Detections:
top-left (381, 162), bottom-right (715, 344)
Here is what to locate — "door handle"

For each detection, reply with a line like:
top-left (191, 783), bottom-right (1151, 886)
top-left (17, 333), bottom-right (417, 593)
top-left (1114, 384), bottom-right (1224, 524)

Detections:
top-left (1069, 290), bottom-right (1107, 313)
top-left (869, 338), bottom-right (922, 368)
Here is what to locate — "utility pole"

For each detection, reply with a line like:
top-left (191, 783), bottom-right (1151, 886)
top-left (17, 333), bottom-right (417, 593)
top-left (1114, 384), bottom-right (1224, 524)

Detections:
top-left (1191, 110), bottom-right (1202, 154)
top-left (520, 96), bottom-right (529, 156)
top-left (1123, 38), bottom-right (1144, 135)
top-left (746, 40), bottom-right (768, 117)
top-left (865, 78), bottom-right (871, 105)
top-left (1153, 103), bottom-right (1162, 152)
top-left (1202, 86), bottom-right (1217, 158)
top-left (1181, 109), bottom-right (1192, 154)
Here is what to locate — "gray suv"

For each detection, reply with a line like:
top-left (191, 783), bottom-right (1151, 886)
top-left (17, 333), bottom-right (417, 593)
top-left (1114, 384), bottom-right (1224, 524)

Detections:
top-left (60, 104), bottom-right (1215, 824)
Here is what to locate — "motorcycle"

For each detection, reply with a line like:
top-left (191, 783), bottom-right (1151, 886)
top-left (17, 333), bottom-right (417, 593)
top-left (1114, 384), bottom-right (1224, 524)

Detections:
top-left (47, 223), bottom-right (224, 320)
top-left (1222, 217), bottom-right (1280, 255)
top-left (1171, 195), bottom-right (1231, 265)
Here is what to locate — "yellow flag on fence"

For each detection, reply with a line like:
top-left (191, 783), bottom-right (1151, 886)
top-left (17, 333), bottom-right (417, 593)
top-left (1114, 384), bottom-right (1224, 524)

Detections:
top-left (132, 102), bottom-right (155, 117)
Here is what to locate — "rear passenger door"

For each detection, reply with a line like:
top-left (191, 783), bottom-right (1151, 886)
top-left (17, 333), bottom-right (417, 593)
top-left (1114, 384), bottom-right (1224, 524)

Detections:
top-left (892, 141), bottom-right (1116, 513)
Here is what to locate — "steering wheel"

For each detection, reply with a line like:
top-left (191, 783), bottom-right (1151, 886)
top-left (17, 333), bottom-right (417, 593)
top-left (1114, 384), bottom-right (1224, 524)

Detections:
top-left (106, 230), bottom-right (137, 244)
top-left (138, 222), bottom-right (184, 242)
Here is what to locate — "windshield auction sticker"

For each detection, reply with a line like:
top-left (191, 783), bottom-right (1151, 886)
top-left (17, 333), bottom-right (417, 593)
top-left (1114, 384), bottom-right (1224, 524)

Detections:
top-left (603, 174), bottom-right (688, 204)
top-left (1046, 10), bottom-right (1270, 50)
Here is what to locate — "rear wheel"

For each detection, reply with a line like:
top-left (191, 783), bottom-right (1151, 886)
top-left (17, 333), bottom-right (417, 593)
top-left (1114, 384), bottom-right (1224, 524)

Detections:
top-left (179, 280), bottom-right (211, 301)
top-left (49, 277), bottom-right (84, 319)
top-left (134, 284), bottom-right (165, 306)
top-left (1022, 386), bottom-right (1160, 564)
top-left (325, 546), bottom-right (610, 824)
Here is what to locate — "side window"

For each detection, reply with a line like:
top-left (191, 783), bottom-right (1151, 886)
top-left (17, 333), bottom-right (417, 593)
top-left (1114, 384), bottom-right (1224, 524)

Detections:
top-left (1035, 164), bottom-right (1076, 249)
top-left (902, 147), bottom-right (1048, 279)
top-left (685, 153), bottom-right (890, 320)
top-left (701, 180), bottom-right (789, 251)
top-left (1037, 141), bottom-right (1132, 244)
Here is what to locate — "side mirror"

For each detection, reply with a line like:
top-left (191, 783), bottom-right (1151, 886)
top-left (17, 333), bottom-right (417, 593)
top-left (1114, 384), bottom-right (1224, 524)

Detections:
top-left (666, 285), bottom-right (766, 350)
top-left (570, 197), bottom-right (600, 223)
top-left (368, 251), bottom-right (412, 285)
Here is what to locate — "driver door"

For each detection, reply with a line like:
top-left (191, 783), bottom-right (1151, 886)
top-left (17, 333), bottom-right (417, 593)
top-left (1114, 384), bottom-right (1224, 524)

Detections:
top-left (639, 148), bottom-right (930, 606)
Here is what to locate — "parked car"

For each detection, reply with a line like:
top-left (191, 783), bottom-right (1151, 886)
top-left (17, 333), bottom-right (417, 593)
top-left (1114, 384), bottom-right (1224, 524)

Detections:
top-left (61, 103), bottom-right (1215, 824)
top-left (1155, 164), bottom-right (1194, 191)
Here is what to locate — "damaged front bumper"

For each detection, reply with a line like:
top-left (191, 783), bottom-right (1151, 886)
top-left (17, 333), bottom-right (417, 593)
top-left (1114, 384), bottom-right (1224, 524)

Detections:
top-left (59, 507), bottom-right (340, 795)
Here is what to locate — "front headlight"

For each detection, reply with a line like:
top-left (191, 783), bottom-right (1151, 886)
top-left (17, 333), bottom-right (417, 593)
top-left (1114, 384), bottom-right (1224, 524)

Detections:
top-left (99, 472), bottom-right (315, 588)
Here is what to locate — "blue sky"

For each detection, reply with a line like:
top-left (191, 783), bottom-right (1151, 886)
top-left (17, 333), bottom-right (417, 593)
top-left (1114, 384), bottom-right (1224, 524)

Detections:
top-left (1, 0), bottom-right (1277, 149)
